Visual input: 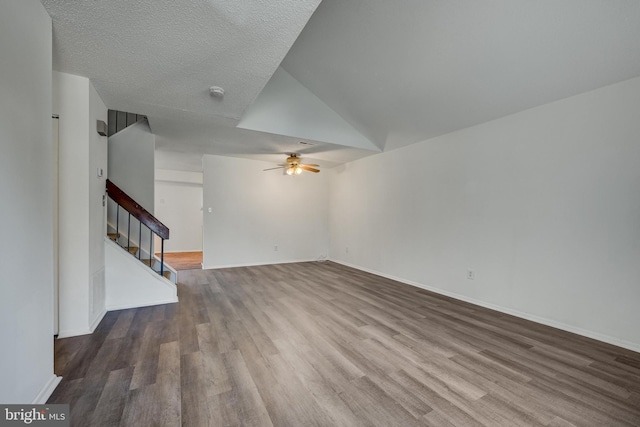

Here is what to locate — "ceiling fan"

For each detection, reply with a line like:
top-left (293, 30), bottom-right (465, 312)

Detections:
top-left (263, 153), bottom-right (320, 175)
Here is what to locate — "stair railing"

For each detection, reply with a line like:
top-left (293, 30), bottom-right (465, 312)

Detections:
top-left (106, 179), bottom-right (169, 278)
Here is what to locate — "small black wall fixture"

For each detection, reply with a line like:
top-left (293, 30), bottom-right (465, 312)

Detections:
top-left (97, 120), bottom-right (108, 136)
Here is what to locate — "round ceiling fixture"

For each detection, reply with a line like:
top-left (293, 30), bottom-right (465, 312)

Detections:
top-left (210, 86), bottom-right (225, 98)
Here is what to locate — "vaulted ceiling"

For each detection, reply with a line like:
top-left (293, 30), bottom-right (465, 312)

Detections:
top-left (42, 0), bottom-right (640, 167)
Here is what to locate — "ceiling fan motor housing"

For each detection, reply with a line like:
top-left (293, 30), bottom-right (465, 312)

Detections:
top-left (286, 154), bottom-right (300, 165)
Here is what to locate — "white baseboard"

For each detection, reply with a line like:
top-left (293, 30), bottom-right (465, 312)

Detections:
top-left (106, 297), bottom-right (178, 312)
top-left (330, 259), bottom-right (640, 353)
top-left (57, 309), bottom-right (107, 339)
top-left (32, 375), bottom-right (62, 404)
top-left (89, 308), bottom-right (107, 333)
top-left (202, 258), bottom-right (318, 270)
top-left (57, 328), bottom-right (92, 338)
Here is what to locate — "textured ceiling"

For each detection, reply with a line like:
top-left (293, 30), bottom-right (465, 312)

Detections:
top-left (43, 0), bottom-right (640, 165)
top-left (282, 0), bottom-right (640, 151)
top-left (41, 0), bottom-right (335, 164)
top-left (43, 0), bottom-right (320, 121)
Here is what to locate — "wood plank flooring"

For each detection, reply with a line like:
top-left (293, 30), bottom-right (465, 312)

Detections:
top-left (48, 261), bottom-right (640, 426)
top-left (158, 251), bottom-right (203, 271)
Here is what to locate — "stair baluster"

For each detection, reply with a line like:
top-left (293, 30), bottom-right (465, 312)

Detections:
top-left (115, 203), bottom-right (119, 243)
top-left (160, 239), bottom-right (165, 277)
top-left (138, 219), bottom-right (142, 260)
top-left (127, 212), bottom-right (131, 253)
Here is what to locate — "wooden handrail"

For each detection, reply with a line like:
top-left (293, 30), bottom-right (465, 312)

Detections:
top-left (106, 179), bottom-right (169, 240)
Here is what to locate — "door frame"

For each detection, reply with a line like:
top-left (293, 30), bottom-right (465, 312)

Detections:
top-left (52, 115), bottom-right (59, 336)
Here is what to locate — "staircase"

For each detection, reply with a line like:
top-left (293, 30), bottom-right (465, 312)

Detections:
top-left (105, 109), bottom-right (176, 283)
top-left (106, 179), bottom-right (176, 283)
top-left (107, 232), bottom-right (171, 280)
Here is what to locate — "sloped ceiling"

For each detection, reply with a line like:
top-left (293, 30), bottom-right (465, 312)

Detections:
top-left (43, 0), bottom-right (640, 166)
top-left (238, 68), bottom-right (380, 152)
top-left (282, 0), bottom-right (640, 151)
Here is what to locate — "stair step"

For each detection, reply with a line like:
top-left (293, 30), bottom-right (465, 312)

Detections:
top-left (162, 271), bottom-right (171, 280)
top-left (142, 259), bottom-right (155, 267)
top-left (107, 233), bottom-right (138, 255)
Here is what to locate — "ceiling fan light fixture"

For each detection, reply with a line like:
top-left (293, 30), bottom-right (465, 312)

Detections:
top-left (264, 154), bottom-right (320, 175)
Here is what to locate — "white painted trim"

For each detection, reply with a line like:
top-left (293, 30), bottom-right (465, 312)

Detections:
top-left (56, 305), bottom-right (106, 339)
top-left (202, 258), bottom-right (319, 270)
top-left (106, 297), bottom-right (178, 312)
top-left (57, 328), bottom-right (92, 338)
top-left (89, 308), bottom-right (107, 333)
top-left (330, 259), bottom-right (640, 353)
top-left (32, 375), bottom-right (62, 404)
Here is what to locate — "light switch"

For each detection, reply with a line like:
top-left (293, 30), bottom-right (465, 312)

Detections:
top-left (208, 207), bottom-right (212, 213)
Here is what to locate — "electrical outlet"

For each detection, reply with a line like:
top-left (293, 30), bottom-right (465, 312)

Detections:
top-left (345, 247), bottom-right (349, 254)
top-left (274, 245), bottom-right (278, 251)
top-left (467, 270), bottom-right (475, 280)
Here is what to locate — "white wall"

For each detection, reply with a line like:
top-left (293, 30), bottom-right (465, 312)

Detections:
top-left (0, 0), bottom-right (57, 403)
top-left (330, 76), bottom-right (640, 351)
top-left (156, 169), bottom-right (203, 252)
top-left (89, 84), bottom-right (108, 323)
top-left (203, 155), bottom-right (329, 268)
top-left (54, 72), bottom-right (90, 337)
top-left (155, 150), bottom-right (203, 172)
top-left (108, 121), bottom-right (156, 258)
top-left (105, 239), bottom-right (177, 310)
top-left (108, 121), bottom-right (155, 213)
top-left (54, 72), bottom-right (108, 337)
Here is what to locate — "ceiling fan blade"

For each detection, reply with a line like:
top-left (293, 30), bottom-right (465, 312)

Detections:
top-left (300, 165), bottom-right (320, 173)
top-left (302, 164), bottom-right (319, 167)
top-left (263, 166), bottom-right (285, 171)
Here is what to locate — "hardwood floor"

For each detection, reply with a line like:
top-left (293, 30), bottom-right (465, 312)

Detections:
top-left (158, 251), bottom-right (203, 271)
top-left (49, 261), bottom-right (640, 426)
